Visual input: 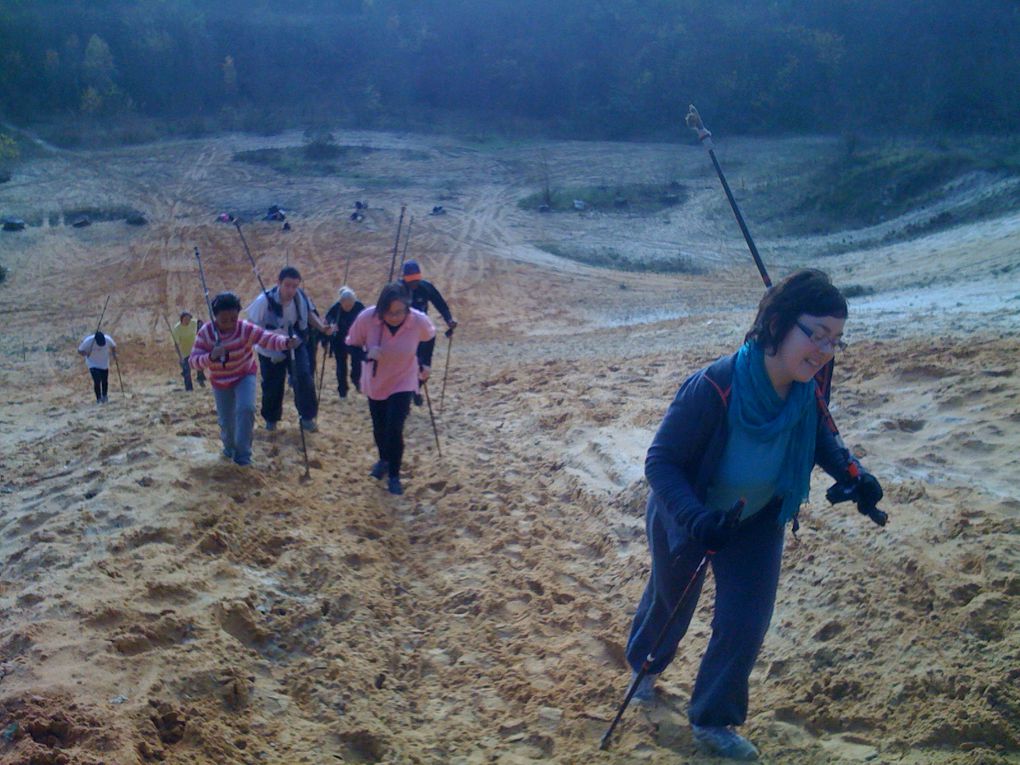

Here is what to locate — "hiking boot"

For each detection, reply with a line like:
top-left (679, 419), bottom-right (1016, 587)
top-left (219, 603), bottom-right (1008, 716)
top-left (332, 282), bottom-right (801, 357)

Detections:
top-left (265, 420), bottom-right (277, 431)
top-left (691, 725), bottom-right (759, 761)
top-left (387, 476), bottom-right (403, 495)
top-left (413, 392), bottom-right (423, 407)
top-left (101, 395), bottom-right (109, 403)
top-left (338, 389), bottom-right (347, 400)
top-left (300, 418), bottom-right (318, 432)
top-left (370, 460), bottom-right (388, 480)
top-left (630, 671), bottom-right (658, 704)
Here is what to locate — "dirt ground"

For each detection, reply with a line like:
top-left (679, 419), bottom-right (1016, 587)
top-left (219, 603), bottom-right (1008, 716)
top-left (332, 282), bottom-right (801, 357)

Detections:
top-left (1, 129), bottom-right (1018, 765)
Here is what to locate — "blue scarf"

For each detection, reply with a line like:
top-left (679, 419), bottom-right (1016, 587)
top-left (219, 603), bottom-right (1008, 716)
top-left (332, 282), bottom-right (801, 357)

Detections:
top-left (730, 341), bottom-right (818, 526)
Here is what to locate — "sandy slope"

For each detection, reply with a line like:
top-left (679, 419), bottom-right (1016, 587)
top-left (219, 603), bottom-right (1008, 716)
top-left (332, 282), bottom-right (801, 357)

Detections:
top-left (1, 130), bottom-right (1018, 765)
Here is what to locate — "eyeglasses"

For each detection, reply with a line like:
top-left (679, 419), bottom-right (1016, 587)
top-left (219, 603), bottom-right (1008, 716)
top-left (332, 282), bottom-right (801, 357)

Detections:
top-left (795, 320), bottom-right (847, 353)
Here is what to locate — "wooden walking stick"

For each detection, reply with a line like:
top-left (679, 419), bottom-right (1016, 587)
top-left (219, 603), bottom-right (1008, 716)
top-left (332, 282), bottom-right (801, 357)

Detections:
top-left (399, 215), bottom-right (414, 269)
top-left (422, 381), bottom-right (442, 458)
top-left (95, 295), bottom-right (111, 334)
top-left (439, 329), bottom-right (454, 415)
top-left (112, 349), bottom-right (126, 395)
top-left (387, 205), bottom-right (407, 282)
top-left (317, 334), bottom-right (328, 403)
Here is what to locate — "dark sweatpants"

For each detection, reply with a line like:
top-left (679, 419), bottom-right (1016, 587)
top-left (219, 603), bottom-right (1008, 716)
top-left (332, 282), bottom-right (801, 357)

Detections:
top-left (368, 392), bottom-right (413, 478)
top-left (334, 344), bottom-right (364, 396)
top-left (258, 344), bottom-right (318, 424)
top-left (89, 367), bottom-right (109, 401)
top-left (625, 503), bottom-right (785, 727)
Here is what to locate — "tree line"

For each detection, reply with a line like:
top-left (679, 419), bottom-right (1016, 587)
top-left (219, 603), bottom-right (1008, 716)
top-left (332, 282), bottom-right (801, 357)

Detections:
top-left (1, 0), bottom-right (1017, 141)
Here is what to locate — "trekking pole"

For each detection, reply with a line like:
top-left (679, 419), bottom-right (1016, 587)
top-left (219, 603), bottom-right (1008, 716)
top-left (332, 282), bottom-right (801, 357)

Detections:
top-left (422, 381), bottom-right (442, 458)
top-left (342, 249), bottom-right (354, 285)
top-left (194, 248), bottom-right (220, 342)
top-left (600, 499), bottom-right (745, 751)
top-left (95, 295), bottom-right (111, 334)
top-left (399, 215), bottom-right (414, 269)
top-left (387, 205), bottom-right (407, 282)
top-left (112, 351), bottom-right (126, 395)
top-left (233, 220), bottom-right (272, 297)
top-left (685, 106), bottom-right (886, 527)
top-left (193, 247), bottom-right (227, 377)
top-left (162, 314), bottom-right (188, 388)
top-left (685, 105), bottom-right (771, 288)
top-left (316, 334), bottom-right (328, 403)
top-left (289, 327), bottom-right (313, 482)
top-left (439, 329), bottom-right (454, 415)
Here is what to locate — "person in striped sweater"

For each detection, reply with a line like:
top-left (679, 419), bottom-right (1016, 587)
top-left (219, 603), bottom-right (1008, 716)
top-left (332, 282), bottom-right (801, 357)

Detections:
top-left (190, 292), bottom-right (298, 466)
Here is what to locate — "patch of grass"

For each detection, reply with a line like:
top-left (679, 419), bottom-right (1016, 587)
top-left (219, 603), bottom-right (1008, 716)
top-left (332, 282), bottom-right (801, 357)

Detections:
top-left (519, 183), bottom-right (687, 214)
top-left (62, 206), bottom-right (143, 224)
top-left (233, 144), bottom-right (378, 176)
top-left (797, 138), bottom-right (1020, 229)
top-left (535, 242), bottom-right (705, 274)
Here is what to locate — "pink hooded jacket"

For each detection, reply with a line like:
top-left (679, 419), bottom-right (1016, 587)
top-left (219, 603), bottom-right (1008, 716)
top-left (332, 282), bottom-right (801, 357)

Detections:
top-left (346, 306), bottom-right (436, 400)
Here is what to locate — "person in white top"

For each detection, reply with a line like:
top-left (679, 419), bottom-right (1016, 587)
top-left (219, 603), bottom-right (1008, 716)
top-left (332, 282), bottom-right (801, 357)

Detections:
top-left (78, 331), bottom-right (117, 403)
top-left (244, 266), bottom-right (334, 432)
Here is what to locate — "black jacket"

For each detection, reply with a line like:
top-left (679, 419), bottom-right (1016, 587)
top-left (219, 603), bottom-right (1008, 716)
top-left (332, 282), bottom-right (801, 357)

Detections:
top-left (403, 280), bottom-right (452, 325)
top-left (646, 352), bottom-right (858, 554)
top-left (324, 300), bottom-right (365, 351)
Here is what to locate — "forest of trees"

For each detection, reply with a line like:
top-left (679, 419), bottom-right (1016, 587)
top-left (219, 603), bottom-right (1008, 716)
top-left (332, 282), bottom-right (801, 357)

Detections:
top-left (1, 0), bottom-right (1018, 143)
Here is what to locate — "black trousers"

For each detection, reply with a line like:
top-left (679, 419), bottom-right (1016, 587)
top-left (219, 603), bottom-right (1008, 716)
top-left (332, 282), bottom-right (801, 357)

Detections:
top-left (368, 392), bottom-right (413, 478)
top-left (89, 367), bottom-right (109, 400)
top-left (259, 344), bottom-right (318, 423)
top-left (334, 344), bottom-right (364, 395)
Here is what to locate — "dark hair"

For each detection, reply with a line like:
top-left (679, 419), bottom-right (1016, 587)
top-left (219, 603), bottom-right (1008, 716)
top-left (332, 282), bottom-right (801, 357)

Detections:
top-left (278, 266), bottom-right (302, 282)
top-left (94, 331), bottom-right (106, 347)
top-left (745, 269), bottom-right (847, 353)
top-left (211, 291), bottom-right (242, 315)
top-left (374, 282), bottom-right (410, 321)
top-left (179, 311), bottom-right (192, 320)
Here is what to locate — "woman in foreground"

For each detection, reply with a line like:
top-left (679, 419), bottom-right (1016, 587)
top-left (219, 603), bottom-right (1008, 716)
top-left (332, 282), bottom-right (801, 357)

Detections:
top-left (625, 269), bottom-right (884, 761)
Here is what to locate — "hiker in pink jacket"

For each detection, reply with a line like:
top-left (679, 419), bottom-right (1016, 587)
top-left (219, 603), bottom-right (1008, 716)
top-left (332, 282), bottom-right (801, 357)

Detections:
top-left (346, 282), bottom-right (436, 495)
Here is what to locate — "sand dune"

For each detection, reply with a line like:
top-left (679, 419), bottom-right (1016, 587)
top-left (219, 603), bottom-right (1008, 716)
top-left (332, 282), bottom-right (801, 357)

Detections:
top-left (1, 130), bottom-right (1018, 764)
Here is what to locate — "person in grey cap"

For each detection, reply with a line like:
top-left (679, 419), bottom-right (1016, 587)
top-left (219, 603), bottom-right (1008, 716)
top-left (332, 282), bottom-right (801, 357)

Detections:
top-left (324, 286), bottom-right (365, 399)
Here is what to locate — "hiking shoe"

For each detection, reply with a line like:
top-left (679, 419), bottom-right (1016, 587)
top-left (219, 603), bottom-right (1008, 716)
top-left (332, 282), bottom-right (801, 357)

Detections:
top-left (101, 395), bottom-right (109, 403)
top-left (413, 392), bottom-right (423, 407)
top-left (265, 420), bottom-right (277, 431)
top-left (631, 671), bottom-right (658, 704)
top-left (338, 390), bottom-right (347, 400)
top-left (300, 418), bottom-right (318, 432)
top-left (691, 725), bottom-right (759, 761)
top-left (370, 460), bottom-right (388, 480)
top-left (387, 476), bottom-right (403, 495)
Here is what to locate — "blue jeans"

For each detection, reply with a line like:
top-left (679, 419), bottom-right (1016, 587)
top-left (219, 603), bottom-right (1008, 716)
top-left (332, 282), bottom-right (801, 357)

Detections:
top-left (625, 501), bottom-right (785, 727)
top-left (213, 374), bottom-right (257, 465)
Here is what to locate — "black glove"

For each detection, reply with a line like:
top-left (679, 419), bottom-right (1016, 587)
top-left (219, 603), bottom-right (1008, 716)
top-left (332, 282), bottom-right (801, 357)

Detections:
top-left (689, 504), bottom-right (740, 552)
top-left (826, 469), bottom-right (887, 526)
top-left (855, 471), bottom-right (883, 509)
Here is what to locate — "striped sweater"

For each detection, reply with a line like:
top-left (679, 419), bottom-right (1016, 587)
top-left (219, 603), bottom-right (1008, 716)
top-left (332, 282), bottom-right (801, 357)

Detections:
top-left (189, 319), bottom-right (290, 390)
